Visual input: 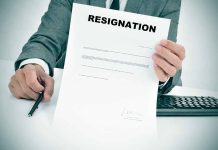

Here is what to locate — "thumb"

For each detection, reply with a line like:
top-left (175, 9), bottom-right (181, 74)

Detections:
top-left (42, 74), bottom-right (54, 101)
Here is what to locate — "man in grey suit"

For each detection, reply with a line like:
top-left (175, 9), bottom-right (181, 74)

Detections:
top-left (9, 0), bottom-right (185, 101)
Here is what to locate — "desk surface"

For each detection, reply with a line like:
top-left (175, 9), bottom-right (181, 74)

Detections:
top-left (0, 60), bottom-right (217, 150)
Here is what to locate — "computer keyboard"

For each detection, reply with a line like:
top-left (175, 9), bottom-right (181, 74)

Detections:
top-left (157, 95), bottom-right (218, 116)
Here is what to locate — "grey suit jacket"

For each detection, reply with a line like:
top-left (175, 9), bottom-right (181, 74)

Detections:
top-left (15, 0), bottom-right (182, 94)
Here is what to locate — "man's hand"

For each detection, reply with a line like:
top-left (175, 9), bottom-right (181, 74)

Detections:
top-left (8, 64), bottom-right (54, 101)
top-left (152, 39), bottom-right (185, 82)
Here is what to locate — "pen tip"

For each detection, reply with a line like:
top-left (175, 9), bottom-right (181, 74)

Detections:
top-left (28, 114), bottom-right (32, 117)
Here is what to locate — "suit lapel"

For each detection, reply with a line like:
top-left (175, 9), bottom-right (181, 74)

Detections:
top-left (90, 0), bottom-right (106, 8)
top-left (74, 0), bottom-right (105, 8)
top-left (125, 0), bottom-right (143, 13)
top-left (74, 0), bottom-right (89, 4)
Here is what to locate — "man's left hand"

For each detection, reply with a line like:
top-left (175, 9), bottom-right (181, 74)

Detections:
top-left (152, 39), bottom-right (185, 82)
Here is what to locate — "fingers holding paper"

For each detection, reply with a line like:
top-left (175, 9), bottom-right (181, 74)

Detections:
top-left (152, 39), bottom-right (185, 82)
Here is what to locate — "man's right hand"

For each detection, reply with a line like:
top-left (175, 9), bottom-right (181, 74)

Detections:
top-left (8, 64), bottom-right (54, 101)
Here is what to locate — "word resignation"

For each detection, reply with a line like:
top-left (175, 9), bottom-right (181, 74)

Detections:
top-left (88, 15), bottom-right (157, 33)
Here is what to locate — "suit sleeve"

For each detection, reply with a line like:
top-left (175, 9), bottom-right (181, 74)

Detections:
top-left (15, 0), bottom-right (74, 76)
top-left (158, 0), bottom-right (182, 94)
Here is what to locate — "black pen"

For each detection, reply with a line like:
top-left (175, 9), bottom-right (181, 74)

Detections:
top-left (28, 92), bottom-right (44, 117)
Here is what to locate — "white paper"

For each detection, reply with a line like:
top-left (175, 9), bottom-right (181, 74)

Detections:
top-left (53, 3), bottom-right (170, 150)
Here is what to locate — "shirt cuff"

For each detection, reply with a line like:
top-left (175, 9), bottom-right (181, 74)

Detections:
top-left (19, 58), bottom-right (50, 74)
top-left (158, 77), bottom-right (170, 89)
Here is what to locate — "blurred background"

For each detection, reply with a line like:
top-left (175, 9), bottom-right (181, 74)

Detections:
top-left (0, 0), bottom-right (217, 91)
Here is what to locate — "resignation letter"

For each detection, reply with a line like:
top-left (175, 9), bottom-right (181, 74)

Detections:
top-left (53, 3), bottom-right (170, 150)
